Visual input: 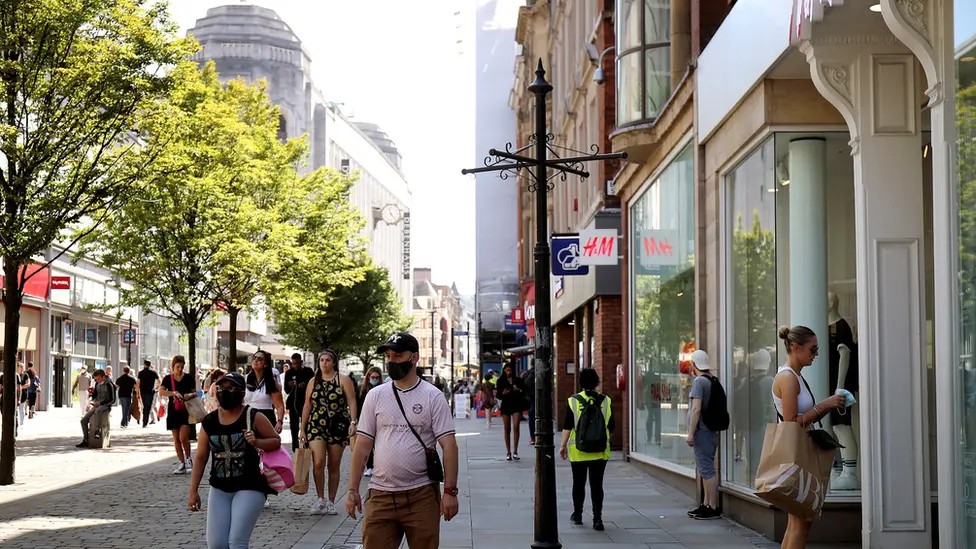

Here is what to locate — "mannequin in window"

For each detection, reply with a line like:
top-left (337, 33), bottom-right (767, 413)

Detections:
top-left (828, 291), bottom-right (860, 490)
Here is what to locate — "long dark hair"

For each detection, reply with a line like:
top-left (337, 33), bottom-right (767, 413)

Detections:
top-left (359, 366), bottom-right (382, 398)
top-left (246, 350), bottom-right (277, 391)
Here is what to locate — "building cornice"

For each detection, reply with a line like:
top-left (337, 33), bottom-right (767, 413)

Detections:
top-left (515, 0), bottom-right (549, 45)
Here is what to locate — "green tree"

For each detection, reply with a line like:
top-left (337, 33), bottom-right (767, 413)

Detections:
top-left (274, 263), bottom-right (409, 365)
top-left (80, 63), bottom-right (298, 379)
top-left (730, 211), bottom-right (777, 358)
top-left (0, 0), bottom-right (193, 485)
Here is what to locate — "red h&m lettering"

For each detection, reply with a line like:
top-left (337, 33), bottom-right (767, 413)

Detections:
top-left (583, 237), bottom-right (615, 258)
top-left (643, 236), bottom-right (674, 257)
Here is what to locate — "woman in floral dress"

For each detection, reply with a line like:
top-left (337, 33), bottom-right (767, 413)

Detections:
top-left (298, 349), bottom-right (357, 515)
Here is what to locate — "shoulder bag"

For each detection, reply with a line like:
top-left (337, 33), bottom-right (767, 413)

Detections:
top-left (246, 406), bottom-right (295, 493)
top-left (392, 383), bottom-right (444, 483)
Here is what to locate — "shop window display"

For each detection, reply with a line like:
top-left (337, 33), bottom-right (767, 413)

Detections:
top-left (630, 145), bottom-right (695, 466)
top-left (725, 134), bottom-right (864, 491)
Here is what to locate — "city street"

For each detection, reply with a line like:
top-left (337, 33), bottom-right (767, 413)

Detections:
top-left (0, 407), bottom-right (858, 549)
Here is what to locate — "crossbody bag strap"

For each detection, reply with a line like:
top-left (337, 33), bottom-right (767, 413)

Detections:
top-left (392, 383), bottom-right (430, 451)
top-left (798, 375), bottom-right (825, 429)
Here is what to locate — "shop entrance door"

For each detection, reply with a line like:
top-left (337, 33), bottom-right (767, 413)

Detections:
top-left (53, 357), bottom-right (65, 407)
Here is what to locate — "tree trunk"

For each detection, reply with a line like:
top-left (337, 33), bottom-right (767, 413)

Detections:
top-left (185, 317), bottom-right (198, 381)
top-left (0, 259), bottom-right (23, 485)
top-left (227, 306), bottom-right (239, 372)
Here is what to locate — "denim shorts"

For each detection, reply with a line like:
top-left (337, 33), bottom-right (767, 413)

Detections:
top-left (693, 429), bottom-right (718, 479)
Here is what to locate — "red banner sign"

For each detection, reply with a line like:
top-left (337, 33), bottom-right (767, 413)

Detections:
top-left (51, 276), bottom-right (71, 290)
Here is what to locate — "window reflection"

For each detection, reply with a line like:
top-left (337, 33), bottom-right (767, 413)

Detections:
top-left (616, 0), bottom-right (671, 125)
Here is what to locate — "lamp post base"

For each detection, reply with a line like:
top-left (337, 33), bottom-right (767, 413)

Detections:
top-left (530, 541), bottom-right (562, 549)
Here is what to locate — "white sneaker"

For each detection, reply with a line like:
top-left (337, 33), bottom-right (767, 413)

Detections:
top-left (832, 470), bottom-right (859, 490)
top-left (310, 499), bottom-right (326, 514)
top-left (364, 468), bottom-right (373, 477)
top-left (184, 458), bottom-right (193, 471)
top-left (326, 500), bottom-right (338, 515)
top-left (263, 499), bottom-right (270, 508)
top-left (173, 462), bottom-right (187, 475)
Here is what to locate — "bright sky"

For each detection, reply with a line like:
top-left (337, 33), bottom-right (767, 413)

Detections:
top-left (167, 0), bottom-right (476, 294)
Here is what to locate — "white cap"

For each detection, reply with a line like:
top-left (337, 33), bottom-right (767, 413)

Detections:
top-left (754, 348), bottom-right (771, 371)
top-left (690, 350), bottom-right (710, 370)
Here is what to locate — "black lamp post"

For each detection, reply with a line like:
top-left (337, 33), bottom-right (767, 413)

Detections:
top-left (462, 59), bottom-right (625, 549)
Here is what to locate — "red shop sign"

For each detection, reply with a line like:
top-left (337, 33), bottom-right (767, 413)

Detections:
top-left (51, 276), bottom-right (71, 290)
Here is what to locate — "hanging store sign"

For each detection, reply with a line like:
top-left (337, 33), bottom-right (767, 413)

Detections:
top-left (51, 276), bottom-right (71, 290)
top-left (638, 230), bottom-right (681, 268)
top-left (64, 320), bottom-right (73, 353)
top-left (122, 329), bottom-right (137, 344)
top-left (551, 235), bottom-right (589, 276)
top-left (579, 229), bottom-right (618, 266)
top-left (402, 211), bottom-right (411, 280)
top-left (509, 308), bottom-right (525, 326)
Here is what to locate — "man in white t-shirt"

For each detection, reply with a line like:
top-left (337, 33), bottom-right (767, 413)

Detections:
top-left (346, 332), bottom-right (459, 549)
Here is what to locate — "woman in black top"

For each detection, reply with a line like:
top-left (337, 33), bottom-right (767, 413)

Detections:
top-left (189, 372), bottom-right (280, 548)
top-left (159, 355), bottom-right (197, 474)
top-left (495, 361), bottom-right (528, 461)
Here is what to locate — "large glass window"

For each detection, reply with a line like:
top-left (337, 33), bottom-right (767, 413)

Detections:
top-left (630, 145), bottom-right (695, 466)
top-left (725, 133), bottom-right (864, 493)
top-left (957, 18), bottom-right (976, 544)
top-left (616, 0), bottom-right (671, 126)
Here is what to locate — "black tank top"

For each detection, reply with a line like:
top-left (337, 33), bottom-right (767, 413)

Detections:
top-left (202, 408), bottom-right (270, 494)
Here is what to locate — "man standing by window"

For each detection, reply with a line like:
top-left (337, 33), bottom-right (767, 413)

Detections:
top-left (345, 332), bottom-right (459, 549)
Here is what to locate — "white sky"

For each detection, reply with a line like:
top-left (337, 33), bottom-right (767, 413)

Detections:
top-left (167, 0), bottom-right (476, 294)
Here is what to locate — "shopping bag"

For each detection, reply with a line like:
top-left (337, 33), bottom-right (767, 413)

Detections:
top-left (184, 394), bottom-right (207, 424)
top-left (131, 397), bottom-right (141, 423)
top-left (246, 407), bottom-right (294, 492)
top-left (290, 446), bottom-right (312, 495)
top-left (753, 421), bottom-right (834, 520)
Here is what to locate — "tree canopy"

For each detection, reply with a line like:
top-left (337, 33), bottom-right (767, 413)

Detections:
top-left (0, 0), bottom-right (195, 485)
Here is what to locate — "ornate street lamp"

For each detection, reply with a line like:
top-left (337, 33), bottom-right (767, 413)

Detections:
top-left (462, 59), bottom-right (625, 549)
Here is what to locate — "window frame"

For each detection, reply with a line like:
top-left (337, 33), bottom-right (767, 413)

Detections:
top-left (616, 0), bottom-right (671, 126)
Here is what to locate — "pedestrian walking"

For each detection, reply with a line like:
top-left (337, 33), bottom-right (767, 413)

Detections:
top-left (76, 369), bottom-right (116, 448)
top-left (284, 353), bottom-right (314, 451)
top-left (188, 372), bottom-right (280, 549)
top-left (299, 349), bottom-right (357, 514)
top-left (684, 350), bottom-right (729, 520)
top-left (25, 364), bottom-right (40, 419)
top-left (15, 363), bottom-right (29, 427)
top-left (204, 369), bottom-right (225, 414)
top-left (357, 366), bottom-right (383, 476)
top-left (346, 332), bottom-right (459, 549)
top-left (478, 372), bottom-right (496, 428)
top-left (244, 350), bottom-right (284, 432)
top-left (521, 361), bottom-right (536, 445)
top-left (160, 355), bottom-right (196, 474)
top-left (559, 368), bottom-right (612, 531)
top-left (116, 366), bottom-right (137, 428)
top-left (495, 361), bottom-right (528, 461)
top-left (72, 365), bottom-right (92, 415)
top-left (771, 326), bottom-right (846, 548)
top-left (136, 360), bottom-right (160, 428)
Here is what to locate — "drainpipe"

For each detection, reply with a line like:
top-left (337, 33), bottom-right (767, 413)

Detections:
top-left (671, 0), bottom-right (692, 92)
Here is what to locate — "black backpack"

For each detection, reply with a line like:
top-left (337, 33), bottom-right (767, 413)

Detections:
top-left (700, 375), bottom-right (729, 432)
top-left (572, 393), bottom-right (609, 453)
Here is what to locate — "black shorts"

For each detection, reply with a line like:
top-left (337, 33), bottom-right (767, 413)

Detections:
top-left (27, 393), bottom-right (36, 407)
top-left (166, 408), bottom-right (190, 430)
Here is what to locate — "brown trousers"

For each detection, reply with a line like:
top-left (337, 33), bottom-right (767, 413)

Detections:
top-left (362, 484), bottom-right (441, 549)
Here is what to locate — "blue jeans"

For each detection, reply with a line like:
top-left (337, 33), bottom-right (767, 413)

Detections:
top-left (119, 397), bottom-right (132, 427)
top-left (206, 487), bottom-right (266, 549)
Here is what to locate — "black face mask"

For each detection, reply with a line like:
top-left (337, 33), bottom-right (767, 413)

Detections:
top-left (387, 356), bottom-right (414, 381)
top-left (218, 390), bottom-right (245, 410)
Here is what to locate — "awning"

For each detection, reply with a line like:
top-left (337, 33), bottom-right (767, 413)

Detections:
top-left (505, 344), bottom-right (535, 356)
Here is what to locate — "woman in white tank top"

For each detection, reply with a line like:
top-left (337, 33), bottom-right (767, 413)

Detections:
top-left (771, 325), bottom-right (846, 549)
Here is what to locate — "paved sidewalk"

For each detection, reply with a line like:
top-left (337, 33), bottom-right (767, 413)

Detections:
top-left (294, 416), bottom-right (858, 549)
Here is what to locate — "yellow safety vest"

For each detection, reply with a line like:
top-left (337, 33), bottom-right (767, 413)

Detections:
top-left (567, 391), bottom-right (611, 462)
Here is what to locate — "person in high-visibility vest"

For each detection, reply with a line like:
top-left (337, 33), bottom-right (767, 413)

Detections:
top-left (559, 368), bottom-right (613, 531)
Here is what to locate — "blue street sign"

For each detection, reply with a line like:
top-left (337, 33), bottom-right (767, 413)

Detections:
top-left (551, 235), bottom-right (589, 276)
top-left (455, 331), bottom-right (469, 336)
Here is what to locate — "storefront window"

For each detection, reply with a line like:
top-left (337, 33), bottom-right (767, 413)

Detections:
top-left (616, 0), bottom-right (671, 126)
top-left (956, 20), bottom-right (976, 543)
top-left (630, 144), bottom-right (694, 466)
top-left (725, 133), bottom-right (862, 492)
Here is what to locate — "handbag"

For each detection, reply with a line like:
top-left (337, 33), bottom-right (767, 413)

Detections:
top-left (797, 376), bottom-right (845, 450)
top-left (184, 394), bottom-right (207, 424)
top-left (290, 444), bottom-right (312, 495)
top-left (246, 406), bottom-right (295, 493)
top-left (171, 376), bottom-right (185, 411)
top-left (392, 382), bottom-right (444, 484)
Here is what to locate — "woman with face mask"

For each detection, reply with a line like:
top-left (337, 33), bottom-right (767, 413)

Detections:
top-left (356, 366), bottom-right (383, 477)
top-left (299, 350), bottom-right (358, 514)
top-left (160, 356), bottom-right (197, 474)
top-left (188, 372), bottom-right (280, 548)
